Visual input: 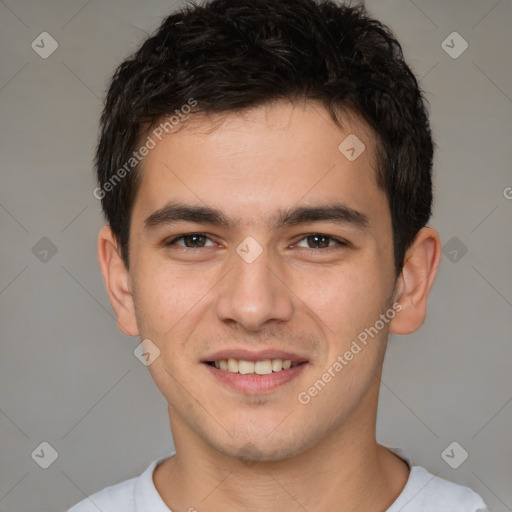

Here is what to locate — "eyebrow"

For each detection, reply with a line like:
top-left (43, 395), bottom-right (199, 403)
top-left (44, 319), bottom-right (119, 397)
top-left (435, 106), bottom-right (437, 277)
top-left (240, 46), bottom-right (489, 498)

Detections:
top-left (144, 202), bottom-right (370, 231)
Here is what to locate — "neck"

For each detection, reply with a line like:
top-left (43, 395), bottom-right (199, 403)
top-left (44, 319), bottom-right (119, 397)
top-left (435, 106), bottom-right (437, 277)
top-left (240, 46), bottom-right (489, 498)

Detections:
top-left (154, 388), bottom-right (409, 511)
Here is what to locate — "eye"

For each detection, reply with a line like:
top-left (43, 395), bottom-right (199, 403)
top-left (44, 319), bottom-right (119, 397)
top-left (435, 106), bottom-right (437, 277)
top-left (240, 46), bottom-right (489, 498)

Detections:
top-left (165, 233), bottom-right (215, 248)
top-left (296, 233), bottom-right (347, 249)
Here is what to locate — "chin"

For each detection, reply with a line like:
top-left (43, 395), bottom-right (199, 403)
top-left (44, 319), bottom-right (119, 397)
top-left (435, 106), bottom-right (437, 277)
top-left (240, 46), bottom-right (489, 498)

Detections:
top-left (213, 431), bottom-right (314, 464)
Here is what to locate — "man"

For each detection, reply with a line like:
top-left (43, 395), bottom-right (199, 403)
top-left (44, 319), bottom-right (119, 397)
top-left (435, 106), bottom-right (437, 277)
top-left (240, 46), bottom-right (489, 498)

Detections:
top-left (70, 0), bottom-right (488, 510)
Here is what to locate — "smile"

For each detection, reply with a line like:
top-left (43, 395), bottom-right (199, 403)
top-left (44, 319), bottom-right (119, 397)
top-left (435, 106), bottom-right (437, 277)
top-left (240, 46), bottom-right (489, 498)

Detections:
top-left (203, 359), bottom-right (308, 394)
top-left (206, 358), bottom-right (302, 375)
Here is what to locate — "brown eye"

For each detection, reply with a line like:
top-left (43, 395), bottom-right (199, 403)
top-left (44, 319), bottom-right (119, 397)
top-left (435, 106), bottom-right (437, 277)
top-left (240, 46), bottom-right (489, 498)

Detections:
top-left (167, 233), bottom-right (214, 248)
top-left (297, 233), bottom-right (345, 249)
top-left (308, 234), bottom-right (329, 249)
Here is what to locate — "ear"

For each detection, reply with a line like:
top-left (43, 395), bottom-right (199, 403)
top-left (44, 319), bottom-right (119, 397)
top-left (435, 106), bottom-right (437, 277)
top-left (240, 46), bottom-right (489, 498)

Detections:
top-left (389, 227), bottom-right (441, 335)
top-left (97, 226), bottom-right (139, 336)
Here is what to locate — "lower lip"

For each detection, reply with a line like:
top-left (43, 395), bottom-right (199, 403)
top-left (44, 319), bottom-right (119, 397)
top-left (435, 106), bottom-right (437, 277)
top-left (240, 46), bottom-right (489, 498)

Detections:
top-left (203, 363), bottom-right (308, 394)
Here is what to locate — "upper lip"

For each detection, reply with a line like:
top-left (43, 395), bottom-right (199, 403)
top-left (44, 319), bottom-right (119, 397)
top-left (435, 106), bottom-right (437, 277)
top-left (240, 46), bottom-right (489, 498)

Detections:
top-left (202, 349), bottom-right (309, 364)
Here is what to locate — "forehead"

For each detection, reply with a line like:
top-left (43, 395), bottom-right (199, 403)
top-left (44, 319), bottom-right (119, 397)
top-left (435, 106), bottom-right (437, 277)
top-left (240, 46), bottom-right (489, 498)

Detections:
top-left (131, 100), bottom-right (387, 228)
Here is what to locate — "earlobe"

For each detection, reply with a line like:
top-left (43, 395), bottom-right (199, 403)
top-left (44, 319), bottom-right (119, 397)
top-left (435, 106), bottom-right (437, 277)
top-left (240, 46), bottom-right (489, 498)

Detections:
top-left (97, 226), bottom-right (139, 336)
top-left (389, 227), bottom-right (441, 335)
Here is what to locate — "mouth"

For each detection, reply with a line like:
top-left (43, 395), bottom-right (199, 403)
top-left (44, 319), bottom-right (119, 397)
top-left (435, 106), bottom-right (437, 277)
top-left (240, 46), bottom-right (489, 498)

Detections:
top-left (202, 351), bottom-right (309, 394)
top-left (204, 358), bottom-right (305, 374)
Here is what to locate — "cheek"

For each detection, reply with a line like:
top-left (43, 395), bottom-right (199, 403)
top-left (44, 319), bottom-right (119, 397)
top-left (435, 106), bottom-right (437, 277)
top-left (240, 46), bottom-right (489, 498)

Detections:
top-left (131, 263), bottom-right (206, 396)
top-left (132, 255), bottom-right (211, 339)
top-left (293, 262), bottom-right (388, 340)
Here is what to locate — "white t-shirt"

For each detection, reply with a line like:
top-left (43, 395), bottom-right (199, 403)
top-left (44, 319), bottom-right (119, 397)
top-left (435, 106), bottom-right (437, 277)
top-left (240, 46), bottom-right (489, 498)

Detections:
top-left (68, 447), bottom-right (488, 511)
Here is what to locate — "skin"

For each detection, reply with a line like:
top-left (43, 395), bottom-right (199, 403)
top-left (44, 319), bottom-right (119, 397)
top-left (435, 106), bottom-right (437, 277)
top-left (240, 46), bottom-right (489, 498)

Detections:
top-left (98, 99), bottom-right (441, 512)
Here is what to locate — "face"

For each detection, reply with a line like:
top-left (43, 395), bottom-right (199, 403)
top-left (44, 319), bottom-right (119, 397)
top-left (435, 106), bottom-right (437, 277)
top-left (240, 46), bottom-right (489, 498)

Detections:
top-left (124, 100), bottom-right (399, 461)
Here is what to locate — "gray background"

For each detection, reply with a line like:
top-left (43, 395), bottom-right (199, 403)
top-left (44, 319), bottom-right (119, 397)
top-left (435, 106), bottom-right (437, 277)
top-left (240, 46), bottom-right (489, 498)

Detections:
top-left (0, 0), bottom-right (511, 510)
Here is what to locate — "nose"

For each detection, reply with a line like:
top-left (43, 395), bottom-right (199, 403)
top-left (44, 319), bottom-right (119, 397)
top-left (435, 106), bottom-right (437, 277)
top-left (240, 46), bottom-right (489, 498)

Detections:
top-left (214, 242), bottom-right (294, 332)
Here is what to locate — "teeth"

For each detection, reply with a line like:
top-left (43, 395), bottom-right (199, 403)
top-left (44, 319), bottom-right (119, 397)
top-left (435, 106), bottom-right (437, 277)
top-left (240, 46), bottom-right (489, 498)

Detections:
top-left (254, 360), bottom-right (273, 375)
top-left (238, 360), bottom-right (254, 374)
top-left (213, 358), bottom-right (296, 374)
top-left (272, 359), bottom-right (283, 371)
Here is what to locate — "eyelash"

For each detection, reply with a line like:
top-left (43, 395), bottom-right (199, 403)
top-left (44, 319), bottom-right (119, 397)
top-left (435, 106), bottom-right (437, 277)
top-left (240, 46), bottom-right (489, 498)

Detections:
top-left (164, 233), bottom-right (349, 250)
